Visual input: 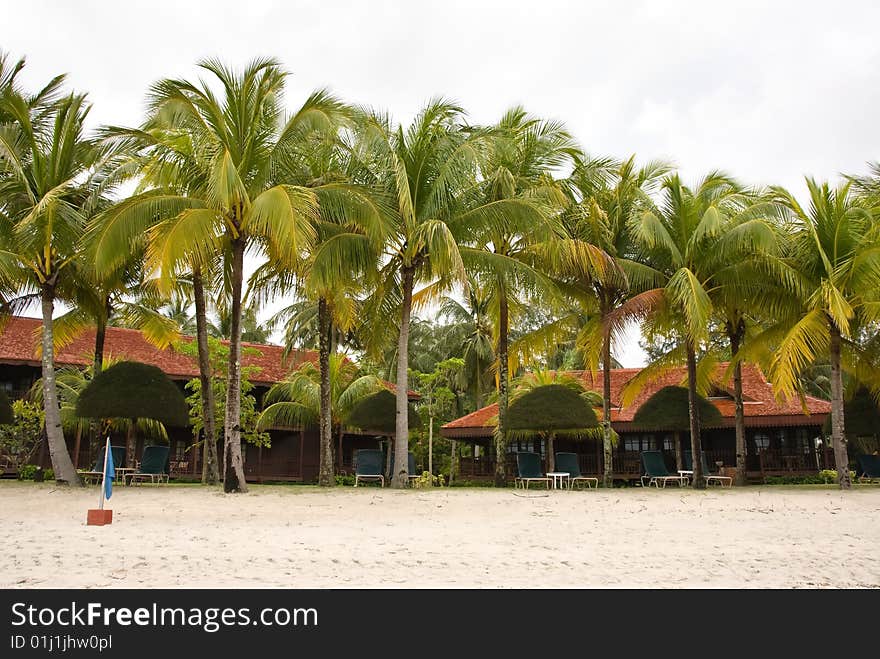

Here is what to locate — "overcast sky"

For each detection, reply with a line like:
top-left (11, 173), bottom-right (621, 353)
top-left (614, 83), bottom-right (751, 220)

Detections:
top-left (4, 0), bottom-right (879, 366)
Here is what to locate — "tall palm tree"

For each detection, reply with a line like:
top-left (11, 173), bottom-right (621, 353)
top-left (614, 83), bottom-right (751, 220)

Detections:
top-left (766, 179), bottom-right (880, 489)
top-left (542, 155), bottom-right (670, 486)
top-left (88, 59), bottom-right (336, 492)
top-left (0, 79), bottom-right (107, 485)
top-left (456, 107), bottom-right (576, 486)
top-left (251, 112), bottom-right (391, 486)
top-left (356, 100), bottom-right (474, 487)
top-left (629, 172), bottom-right (759, 489)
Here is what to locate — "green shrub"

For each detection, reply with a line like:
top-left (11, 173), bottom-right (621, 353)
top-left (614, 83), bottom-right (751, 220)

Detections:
top-left (335, 474), bottom-right (356, 486)
top-left (17, 464), bottom-right (38, 480)
top-left (818, 469), bottom-right (856, 484)
top-left (412, 471), bottom-right (445, 488)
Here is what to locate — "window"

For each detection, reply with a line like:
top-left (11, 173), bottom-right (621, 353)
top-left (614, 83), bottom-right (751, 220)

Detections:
top-left (752, 433), bottom-right (770, 451)
top-left (623, 435), bottom-right (655, 452)
top-left (662, 434), bottom-right (675, 451)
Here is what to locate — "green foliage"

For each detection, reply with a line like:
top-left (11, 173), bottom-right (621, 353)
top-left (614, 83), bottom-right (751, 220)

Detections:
top-left (0, 400), bottom-right (45, 470)
top-left (17, 464), bottom-right (53, 481)
top-left (179, 337), bottom-right (270, 448)
top-left (632, 386), bottom-right (722, 430)
top-left (335, 474), bottom-right (356, 486)
top-left (411, 471), bottom-right (446, 488)
top-left (76, 361), bottom-right (189, 426)
top-left (0, 389), bottom-right (13, 425)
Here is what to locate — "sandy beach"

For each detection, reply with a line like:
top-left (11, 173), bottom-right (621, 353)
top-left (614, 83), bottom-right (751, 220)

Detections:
top-left (1, 481), bottom-right (878, 588)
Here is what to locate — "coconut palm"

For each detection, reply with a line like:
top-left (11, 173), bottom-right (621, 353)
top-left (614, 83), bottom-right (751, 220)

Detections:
top-left (438, 279), bottom-right (494, 409)
top-left (251, 114), bottom-right (392, 486)
top-left (0, 78), bottom-right (110, 485)
top-left (628, 172), bottom-right (763, 489)
top-left (355, 100), bottom-right (486, 487)
top-left (87, 59), bottom-right (344, 492)
top-left (764, 179), bottom-right (880, 489)
top-left (535, 155), bottom-right (670, 486)
top-left (453, 107), bottom-right (577, 486)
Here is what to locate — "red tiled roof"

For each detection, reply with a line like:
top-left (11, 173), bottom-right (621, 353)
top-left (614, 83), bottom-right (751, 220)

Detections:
top-left (440, 363), bottom-right (830, 437)
top-left (0, 316), bottom-right (316, 384)
top-left (0, 316), bottom-right (420, 398)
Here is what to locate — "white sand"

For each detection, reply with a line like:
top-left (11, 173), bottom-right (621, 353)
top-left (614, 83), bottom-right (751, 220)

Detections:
top-left (1, 481), bottom-right (878, 588)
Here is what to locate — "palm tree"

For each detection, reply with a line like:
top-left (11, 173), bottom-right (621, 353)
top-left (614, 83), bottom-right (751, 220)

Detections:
top-left (0, 77), bottom-right (108, 485)
top-left (456, 107), bottom-right (576, 486)
top-left (356, 100), bottom-right (476, 487)
top-left (257, 353), bottom-right (385, 469)
top-left (438, 279), bottom-right (494, 410)
top-left (629, 172), bottom-right (759, 489)
top-left (543, 155), bottom-right (670, 486)
top-left (766, 179), bottom-right (880, 489)
top-left (250, 111), bottom-right (391, 487)
top-left (88, 59), bottom-right (337, 492)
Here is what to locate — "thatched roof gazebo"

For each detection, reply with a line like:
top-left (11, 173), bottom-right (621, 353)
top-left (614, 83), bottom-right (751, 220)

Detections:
top-left (0, 389), bottom-right (13, 425)
top-left (76, 361), bottom-right (189, 467)
top-left (345, 389), bottom-right (421, 435)
top-left (507, 384), bottom-right (600, 472)
top-left (632, 385), bottom-right (722, 430)
top-left (632, 385), bottom-right (722, 471)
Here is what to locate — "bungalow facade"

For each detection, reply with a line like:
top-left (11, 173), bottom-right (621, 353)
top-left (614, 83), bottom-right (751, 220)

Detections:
top-left (0, 316), bottom-right (408, 482)
top-left (441, 365), bottom-right (834, 482)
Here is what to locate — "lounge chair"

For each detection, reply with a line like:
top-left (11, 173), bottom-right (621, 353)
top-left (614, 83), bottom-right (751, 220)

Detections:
top-left (126, 445), bottom-right (170, 485)
top-left (554, 452), bottom-right (598, 490)
top-left (683, 451), bottom-right (733, 487)
top-left (354, 449), bottom-right (385, 487)
top-left (856, 455), bottom-right (880, 483)
top-left (514, 452), bottom-right (551, 490)
top-left (640, 450), bottom-right (686, 488)
top-left (407, 452), bottom-right (420, 486)
top-left (79, 446), bottom-right (126, 484)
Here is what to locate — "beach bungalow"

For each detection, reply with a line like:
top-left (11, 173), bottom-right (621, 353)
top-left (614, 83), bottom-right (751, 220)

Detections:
top-left (0, 316), bottom-right (414, 482)
top-left (441, 366), bottom-right (833, 482)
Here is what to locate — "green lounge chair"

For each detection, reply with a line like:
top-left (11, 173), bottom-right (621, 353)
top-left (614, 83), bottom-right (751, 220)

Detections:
top-left (407, 452), bottom-right (420, 486)
top-left (127, 445), bottom-right (170, 485)
top-left (354, 449), bottom-right (385, 487)
top-left (515, 452), bottom-right (551, 490)
top-left (79, 445), bottom-right (126, 484)
top-left (555, 452), bottom-right (598, 489)
top-left (856, 455), bottom-right (880, 483)
top-left (640, 450), bottom-right (685, 488)
top-left (683, 451), bottom-right (733, 487)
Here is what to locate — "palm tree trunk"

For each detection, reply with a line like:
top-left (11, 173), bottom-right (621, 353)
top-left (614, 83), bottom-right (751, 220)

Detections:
top-left (317, 298), bottom-right (334, 487)
top-left (89, 310), bottom-right (107, 461)
top-left (728, 322), bottom-right (747, 486)
top-left (193, 269), bottom-right (219, 485)
top-left (125, 419), bottom-right (136, 469)
top-left (223, 238), bottom-right (248, 493)
top-left (494, 290), bottom-right (509, 487)
top-left (546, 432), bottom-right (555, 473)
top-left (602, 330), bottom-right (613, 487)
top-left (392, 266), bottom-right (415, 488)
top-left (674, 430), bottom-right (682, 471)
top-left (686, 340), bottom-right (705, 490)
top-left (40, 284), bottom-right (80, 486)
top-left (828, 322), bottom-right (852, 489)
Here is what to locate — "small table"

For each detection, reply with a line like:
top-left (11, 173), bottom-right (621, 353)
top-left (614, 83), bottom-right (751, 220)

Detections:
top-left (678, 470), bottom-right (693, 486)
top-left (547, 472), bottom-right (570, 490)
top-left (114, 467), bottom-right (135, 485)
